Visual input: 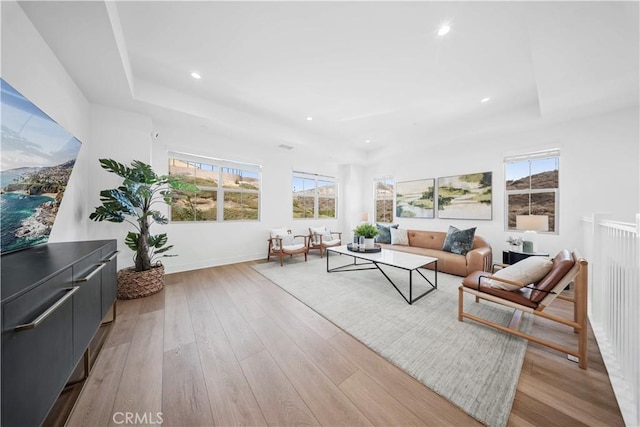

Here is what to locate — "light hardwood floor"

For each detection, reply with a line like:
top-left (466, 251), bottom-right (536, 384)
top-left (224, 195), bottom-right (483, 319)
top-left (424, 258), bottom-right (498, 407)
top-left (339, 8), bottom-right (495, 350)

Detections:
top-left (64, 261), bottom-right (624, 426)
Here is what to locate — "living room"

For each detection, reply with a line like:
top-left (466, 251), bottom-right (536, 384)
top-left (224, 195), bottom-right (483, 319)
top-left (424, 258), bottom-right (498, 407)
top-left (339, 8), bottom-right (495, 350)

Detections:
top-left (2, 1), bottom-right (639, 426)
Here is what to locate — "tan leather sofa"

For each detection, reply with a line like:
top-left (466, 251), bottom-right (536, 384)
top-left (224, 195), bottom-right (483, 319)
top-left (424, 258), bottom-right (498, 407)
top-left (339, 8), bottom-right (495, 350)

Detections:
top-left (377, 229), bottom-right (492, 276)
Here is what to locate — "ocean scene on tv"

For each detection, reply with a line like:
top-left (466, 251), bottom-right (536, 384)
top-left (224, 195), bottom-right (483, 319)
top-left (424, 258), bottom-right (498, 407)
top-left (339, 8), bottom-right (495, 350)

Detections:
top-left (1, 79), bottom-right (81, 253)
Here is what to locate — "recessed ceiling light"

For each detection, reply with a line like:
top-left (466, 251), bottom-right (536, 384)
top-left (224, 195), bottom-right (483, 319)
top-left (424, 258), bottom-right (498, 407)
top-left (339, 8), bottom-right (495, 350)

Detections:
top-left (306, 117), bottom-right (313, 121)
top-left (437, 24), bottom-right (451, 36)
top-left (365, 140), bottom-right (371, 143)
top-left (191, 72), bottom-right (201, 79)
top-left (481, 97), bottom-right (491, 103)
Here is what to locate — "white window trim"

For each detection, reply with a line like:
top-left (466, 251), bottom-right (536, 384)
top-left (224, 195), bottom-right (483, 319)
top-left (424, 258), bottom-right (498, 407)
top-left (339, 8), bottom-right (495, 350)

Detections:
top-left (292, 171), bottom-right (338, 220)
top-left (504, 149), bottom-right (559, 233)
top-left (169, 151), bottom-right (262, 222)
top-left (373, 176), bottom-right (395, 223)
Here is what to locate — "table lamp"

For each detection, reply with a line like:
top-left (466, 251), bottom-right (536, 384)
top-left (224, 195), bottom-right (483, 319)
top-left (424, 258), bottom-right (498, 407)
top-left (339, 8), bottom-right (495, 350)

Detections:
top-left (516, 215), bottom-right (548, 253)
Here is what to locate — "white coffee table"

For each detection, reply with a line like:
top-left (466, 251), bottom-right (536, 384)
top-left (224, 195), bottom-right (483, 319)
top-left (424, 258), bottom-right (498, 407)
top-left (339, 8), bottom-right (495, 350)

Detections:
top-left (326, 245), bottom-right (438, 305)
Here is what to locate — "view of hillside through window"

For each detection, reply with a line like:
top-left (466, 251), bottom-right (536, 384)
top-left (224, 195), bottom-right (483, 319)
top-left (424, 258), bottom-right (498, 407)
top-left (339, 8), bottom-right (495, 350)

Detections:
top-left (292, 173), bottom-right (336, 219)
top-left (169, 157), bottom-right (260, 222)
top-left (374, 178), bottom-right (394, 222)
top-left (505, 151), bottom-right (559, 232)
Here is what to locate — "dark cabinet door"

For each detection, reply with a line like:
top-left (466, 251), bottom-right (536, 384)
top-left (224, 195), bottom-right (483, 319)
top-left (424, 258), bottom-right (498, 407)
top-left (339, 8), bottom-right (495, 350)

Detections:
top-left (100, 242), bottom-right (118, 318)
top-left (1, 268), bottom-right (75, 427)
top-left (72, 251), bottom-right (103, 363)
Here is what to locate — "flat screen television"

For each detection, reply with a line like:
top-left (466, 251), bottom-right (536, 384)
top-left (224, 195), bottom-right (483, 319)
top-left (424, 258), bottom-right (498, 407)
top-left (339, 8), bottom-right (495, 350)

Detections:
top-left (1, 78), bottom-right (82, 254)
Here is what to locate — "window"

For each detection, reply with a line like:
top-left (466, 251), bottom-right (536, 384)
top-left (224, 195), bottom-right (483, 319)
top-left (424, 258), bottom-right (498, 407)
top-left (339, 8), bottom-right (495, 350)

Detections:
top-left (505, 149), bottom-right (559, 233)
top-left (168, 152), bottom-right (261, 222)
top-left (292, 172), bottom-right (337, 219)
top-left (374, 177), bottom-right (394, 223)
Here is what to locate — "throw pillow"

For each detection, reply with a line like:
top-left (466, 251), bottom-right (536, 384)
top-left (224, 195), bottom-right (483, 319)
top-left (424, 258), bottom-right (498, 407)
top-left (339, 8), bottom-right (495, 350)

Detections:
top-left (375, 223), bottom-right (399, 243)
top-left (390, 227), bottom-right (409, 245)
top-left (321, 232), bottom-right (335, 243)
top-left (270, 227), bottom-right (288, 239)
top-left (310, 226), bottom-right (327, 244)
top-left (442, 226), bottom-right (476, 255)
top-left (270, 228), bottom-right (293, 249)
top-left (487, 256), bottom-right (554, 291)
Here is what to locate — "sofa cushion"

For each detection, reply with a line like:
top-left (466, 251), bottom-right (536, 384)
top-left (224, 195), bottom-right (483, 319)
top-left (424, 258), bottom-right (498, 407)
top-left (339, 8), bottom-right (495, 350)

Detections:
top-left (487, 256), bottom-right (553, 291)
top-left (390, 227), bottom-right (409, 245)
top-left (379, 228), bottom-right (493, 277)
top-left (375, 223), bottom-right (399, 244)
top-left (407, 230), bottom-right (446, 250)
top-left (442, 226), bottom-right (476, 255)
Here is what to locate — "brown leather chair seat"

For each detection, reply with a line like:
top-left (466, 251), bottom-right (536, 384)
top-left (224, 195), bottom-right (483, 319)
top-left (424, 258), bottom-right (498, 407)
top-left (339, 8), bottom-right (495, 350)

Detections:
top-left (458, 249), bottom-right (588, 369)
top-left (461, 271), bottom-right (538, 309)
top-left (461, 249), bottom-right (576, 309)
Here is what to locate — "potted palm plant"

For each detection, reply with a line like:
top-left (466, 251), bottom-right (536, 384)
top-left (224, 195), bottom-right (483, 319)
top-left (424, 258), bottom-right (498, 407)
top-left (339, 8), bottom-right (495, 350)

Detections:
top-left (353, 223), bottom-right (379, 249)
top-left (89, 159), bottom-right (196, 299)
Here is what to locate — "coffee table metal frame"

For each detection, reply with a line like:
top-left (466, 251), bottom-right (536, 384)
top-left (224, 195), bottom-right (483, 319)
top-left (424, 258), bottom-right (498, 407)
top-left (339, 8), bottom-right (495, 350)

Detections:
top-left (326, 245), bottom-right (438, 305)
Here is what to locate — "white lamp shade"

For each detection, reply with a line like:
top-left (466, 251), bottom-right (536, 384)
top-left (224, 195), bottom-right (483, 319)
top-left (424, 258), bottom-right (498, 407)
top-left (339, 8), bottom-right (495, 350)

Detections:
top-left (516, 215), bottom-right (549, 232)
top-left (360, 212), bottom-right (369, 222)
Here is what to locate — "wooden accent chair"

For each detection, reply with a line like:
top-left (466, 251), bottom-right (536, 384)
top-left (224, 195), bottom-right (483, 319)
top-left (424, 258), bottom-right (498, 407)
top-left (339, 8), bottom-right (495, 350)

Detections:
top-left (307, 226), bottom-right (342, 258)
top-left (458, 249), bottom-right (589, 369)
top-left (267, 228), bottom-right (309, 267)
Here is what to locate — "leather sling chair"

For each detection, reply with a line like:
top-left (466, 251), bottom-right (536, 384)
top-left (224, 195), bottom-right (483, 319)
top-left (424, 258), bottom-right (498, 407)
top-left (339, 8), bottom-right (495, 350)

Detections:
top-left (458, 249), bottom-right (589, 369)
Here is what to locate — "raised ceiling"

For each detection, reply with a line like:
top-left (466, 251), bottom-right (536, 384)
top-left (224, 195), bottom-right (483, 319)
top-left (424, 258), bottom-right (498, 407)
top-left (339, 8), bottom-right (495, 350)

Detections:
top-left (18, 1), bottom-right (640, 163)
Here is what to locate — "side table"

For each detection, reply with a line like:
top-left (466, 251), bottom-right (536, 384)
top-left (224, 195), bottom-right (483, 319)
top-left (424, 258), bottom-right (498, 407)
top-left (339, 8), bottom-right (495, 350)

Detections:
top-left (503, 250), bottom-right (550, 265)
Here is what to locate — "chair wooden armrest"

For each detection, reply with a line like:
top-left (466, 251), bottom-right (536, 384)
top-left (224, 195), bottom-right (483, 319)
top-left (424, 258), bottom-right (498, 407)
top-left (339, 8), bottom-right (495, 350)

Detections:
top-left (459, 249), bottom-right (589, 369)
top-left (308, 228), bottom-right (341, 258)
top-left (293, 234), bottom-right (309, 244)
top-left (267, 229), bottom-right (308, 266)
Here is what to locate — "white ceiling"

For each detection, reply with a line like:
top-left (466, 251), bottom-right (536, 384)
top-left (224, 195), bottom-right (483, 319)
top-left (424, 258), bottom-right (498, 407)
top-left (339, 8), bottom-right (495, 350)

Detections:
top-left (18, 1), bottom-right (640, 163)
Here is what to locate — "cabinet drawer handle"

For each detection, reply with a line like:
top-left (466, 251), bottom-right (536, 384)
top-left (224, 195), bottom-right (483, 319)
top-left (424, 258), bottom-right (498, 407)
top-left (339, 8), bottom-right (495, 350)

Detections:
top-left (75, 263), bottom-right (106, 283)
top-left (15, 286), bottom-right (80, 332)
top-left (102, 251), bottom-right (119, 262)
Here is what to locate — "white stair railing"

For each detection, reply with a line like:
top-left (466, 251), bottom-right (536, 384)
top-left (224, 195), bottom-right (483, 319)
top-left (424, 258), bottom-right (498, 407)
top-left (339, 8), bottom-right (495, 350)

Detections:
top-left (583, 213), bottom-right (640, 427)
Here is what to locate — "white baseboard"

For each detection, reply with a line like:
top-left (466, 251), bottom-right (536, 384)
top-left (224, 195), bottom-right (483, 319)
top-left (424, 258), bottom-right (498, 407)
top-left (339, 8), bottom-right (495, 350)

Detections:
top-left (163, 252), bottom-right (265, 274)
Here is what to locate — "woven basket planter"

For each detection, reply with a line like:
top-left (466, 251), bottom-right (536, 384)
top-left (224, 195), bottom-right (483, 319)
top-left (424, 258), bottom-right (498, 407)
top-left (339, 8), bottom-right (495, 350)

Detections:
top-left (116, 262), bottom-right (164, 300)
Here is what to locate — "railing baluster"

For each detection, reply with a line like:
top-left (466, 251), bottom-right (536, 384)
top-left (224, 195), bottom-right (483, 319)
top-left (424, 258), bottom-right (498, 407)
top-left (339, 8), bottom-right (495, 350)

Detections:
top-left (583, 213), bottom-right (639, 426)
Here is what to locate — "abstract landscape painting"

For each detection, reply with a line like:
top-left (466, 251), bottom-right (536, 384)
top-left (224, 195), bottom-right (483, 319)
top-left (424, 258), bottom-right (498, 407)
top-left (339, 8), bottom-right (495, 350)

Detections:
top-left (1, 79), bottom-right (81, 253)
top-left (438, 172), bottom-right (492, 220)
top-left (396, 179), bottom-right (435, 218)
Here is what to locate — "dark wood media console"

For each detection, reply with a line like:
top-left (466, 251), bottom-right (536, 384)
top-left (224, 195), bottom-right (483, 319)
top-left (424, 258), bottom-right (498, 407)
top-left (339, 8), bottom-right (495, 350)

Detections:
top-left (1, 240), bottom-right (118, 427)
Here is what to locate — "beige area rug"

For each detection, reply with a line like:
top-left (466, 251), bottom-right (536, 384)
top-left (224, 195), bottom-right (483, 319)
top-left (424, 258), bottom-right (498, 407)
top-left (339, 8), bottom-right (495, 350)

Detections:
top-left (253, 256), bottom-right (531, 427)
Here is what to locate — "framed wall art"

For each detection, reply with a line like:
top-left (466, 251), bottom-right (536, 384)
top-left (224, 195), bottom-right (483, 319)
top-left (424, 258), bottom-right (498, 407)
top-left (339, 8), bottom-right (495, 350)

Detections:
top-left (438, 172), bottom-right (492, 220)
top-left (395, 178), bottom-right (435, 219)
top-left (1, 78), bottom-right (82, 253)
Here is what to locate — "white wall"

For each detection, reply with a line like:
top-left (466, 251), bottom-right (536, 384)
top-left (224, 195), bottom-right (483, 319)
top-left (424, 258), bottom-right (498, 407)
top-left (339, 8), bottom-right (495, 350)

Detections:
top-left (1, 0), bottom-right (348, 273)
top-left (6, 0), bottom-right (637, 272)
top-left (85, 105), bottom-right (154, 268)
top-left (363, 106), bottom-right (639, 260)
top-left (338, 163), bottom-right (367, 243)
top-left (1, 0), bottom-right (91, 243)
top-left (150, 123), bottom-right (341, 273)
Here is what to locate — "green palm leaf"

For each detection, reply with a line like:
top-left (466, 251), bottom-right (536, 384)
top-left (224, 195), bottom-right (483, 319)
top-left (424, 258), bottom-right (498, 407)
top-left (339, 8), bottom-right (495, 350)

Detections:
top-left (90, 158), bottom-right (191, 272)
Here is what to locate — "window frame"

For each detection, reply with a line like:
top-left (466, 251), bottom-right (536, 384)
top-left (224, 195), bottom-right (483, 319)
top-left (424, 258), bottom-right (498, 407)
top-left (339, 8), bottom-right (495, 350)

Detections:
top-left (373, 176), bottom-right (395, 223)
top-left (504, 149), bottom-right (559, 234)
top-left (292, 171), bottom-right (338, 220)
top-left (168, 151), bottom-right (261, 223)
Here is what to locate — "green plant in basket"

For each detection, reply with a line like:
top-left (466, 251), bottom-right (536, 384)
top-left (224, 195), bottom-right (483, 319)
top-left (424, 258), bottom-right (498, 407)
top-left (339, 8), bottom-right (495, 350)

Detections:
top-left (353, 223), bottom-right (379, 238)
top-left (89, 159), bottom-right (197, 272)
